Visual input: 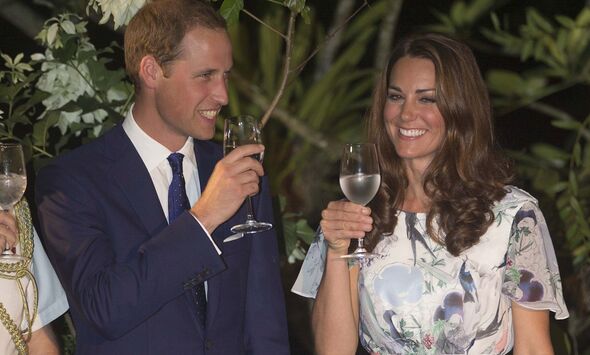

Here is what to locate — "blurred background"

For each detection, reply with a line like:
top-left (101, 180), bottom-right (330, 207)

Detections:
top-left (1, 0), bottom-right (589, 354)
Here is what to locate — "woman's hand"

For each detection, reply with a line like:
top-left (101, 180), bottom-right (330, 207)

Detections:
top-left (0, 210), bottom-right (18, 253)
top-left (320, 200), bottom-right (373, 255)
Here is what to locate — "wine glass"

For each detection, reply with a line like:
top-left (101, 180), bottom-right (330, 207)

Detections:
top-left (223, 115), bottom-right (273, 234)
top-left (339, 143), bottom-right (381, 259)
top-left (0, 142), bottom-right (27, 261)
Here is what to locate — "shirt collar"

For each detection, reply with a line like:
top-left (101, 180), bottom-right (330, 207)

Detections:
top-left (122, 105), bottom-right (196, 172)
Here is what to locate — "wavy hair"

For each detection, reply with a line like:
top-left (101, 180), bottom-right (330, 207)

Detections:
top-left (365, 33), bottom-right (512, 256)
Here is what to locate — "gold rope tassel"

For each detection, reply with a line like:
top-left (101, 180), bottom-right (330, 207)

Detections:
top-left (0, 199), bottom-right (38, 355)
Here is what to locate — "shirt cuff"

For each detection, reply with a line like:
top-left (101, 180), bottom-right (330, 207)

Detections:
top-left (188, 211), bottom-right (221, 255)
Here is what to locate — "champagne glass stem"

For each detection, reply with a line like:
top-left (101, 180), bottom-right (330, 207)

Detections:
top-left (245, 196), bottom-right (256, 221)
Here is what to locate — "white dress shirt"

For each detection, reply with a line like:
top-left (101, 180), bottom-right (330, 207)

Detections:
top-left (122, 108), bottom-right (220, 256)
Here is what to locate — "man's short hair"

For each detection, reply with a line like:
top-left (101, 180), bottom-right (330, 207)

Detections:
top-left (124, 0), bottom-right (227, 88)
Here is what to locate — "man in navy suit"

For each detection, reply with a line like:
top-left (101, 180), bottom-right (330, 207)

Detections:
top-left (35, 0), bottom-right (289, 353)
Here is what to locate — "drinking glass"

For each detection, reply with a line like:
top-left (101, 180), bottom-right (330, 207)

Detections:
top-left (223, 115), bottom-right (273, 234)
top-left (339, 143), bottom-right (381, 259)
top-left (0, 143), bottom-right (27, 260)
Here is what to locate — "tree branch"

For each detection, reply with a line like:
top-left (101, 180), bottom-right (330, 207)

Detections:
top-left (313, 0), bottom-right (355, 81)
top-left (260, 10), bottom-right (296, 127)
top-left (231, 71), bottom-right (336, 152)
top-left (374, 0), bottom-right (403, 70)
top-left (242, 8), bottom-right (287, 40)
top-left (291, 0), bottom-right (369, 77)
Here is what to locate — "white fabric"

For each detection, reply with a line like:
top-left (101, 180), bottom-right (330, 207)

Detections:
top-left (0, 229), bottom-right (68, 355)
top-left (122, 108), bottom-right (220, 255)
top-left (293, 186), bottom-right (569, 354)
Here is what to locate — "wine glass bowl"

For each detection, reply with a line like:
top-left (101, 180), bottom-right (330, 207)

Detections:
top-left (223, 115), bottom-right (272, 234)
top-left (339, 143), bottom-right (381, 260)
top-left (0, 142), bottom-right (27, 260)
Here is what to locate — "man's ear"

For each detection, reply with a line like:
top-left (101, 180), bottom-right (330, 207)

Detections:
top-left (138, 55), bottom-right (162, 90)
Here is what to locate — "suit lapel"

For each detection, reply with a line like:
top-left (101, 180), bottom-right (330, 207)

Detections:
top-left (107, 126), bottom-right (168, 236)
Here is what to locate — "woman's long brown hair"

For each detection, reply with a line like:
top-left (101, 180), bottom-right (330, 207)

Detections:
top-left (365, 33), bottom-right (512, 256)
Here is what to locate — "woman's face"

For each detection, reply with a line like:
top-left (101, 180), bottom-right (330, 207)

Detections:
top-left (383, 56), bottom-right (445, 171)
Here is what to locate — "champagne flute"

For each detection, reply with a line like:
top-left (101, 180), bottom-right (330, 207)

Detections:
top-left (0, 142), bottom-right (27, 261)
top-left (339, 143), bottom-right (381, 259)
top-left (223, 115), bottom-right (273, 234)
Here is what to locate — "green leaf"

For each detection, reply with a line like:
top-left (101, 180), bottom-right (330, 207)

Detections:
top-left (13, 53), bottom-right (23, 65)
top-left (486, 70), bottom-right (523, 95)
top-left (0, 53), bottom-right (12, 66)
top-left (549, 181), bottom-right (568, 194)
top-left (32, 110), bottom-right (59, 146)
top-left (47, 23), bottom-right (59, 47)
top-left (219, 0), bottom-right (243, 25)
top-left (284, 0), bottom-right (306, 13)
top-left (450, 1), bottom-right (467, 27)
top-left (61, 20), bottom-right (76, 35)
top-left (531, 143), bottom-right (570, 161)
top-left (555, 15), bottom-right (576, 29)
top-left (569, 170), bottom-right (579, 196)
top-left (576, 7), bottom-right (590, 27)
top-left (526, 8), bottom-right (554, 33)
top-left (550, 119), bottom-right (582, 131)
top-left (573, 143), bottom-right (582, 166)
top-left (521, 39), bottom-right (534, 61)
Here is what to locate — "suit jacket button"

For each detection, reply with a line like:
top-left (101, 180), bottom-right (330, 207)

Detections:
top-left (205, 339), bottom-right (213, 350)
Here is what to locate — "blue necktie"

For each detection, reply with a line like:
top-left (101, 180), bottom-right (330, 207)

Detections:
top-left (167, 152), bottom-right (207, 327)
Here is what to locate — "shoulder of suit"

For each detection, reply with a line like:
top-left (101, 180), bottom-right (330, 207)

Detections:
top-left (43, 125), bottom-right (124, 170)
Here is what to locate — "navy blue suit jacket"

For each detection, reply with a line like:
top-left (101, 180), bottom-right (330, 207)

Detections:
top-left (35, 125), bottom-right (289, 354)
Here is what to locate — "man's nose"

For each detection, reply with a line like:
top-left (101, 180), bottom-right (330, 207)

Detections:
top-left (212, 77), bottom-right (229, 106)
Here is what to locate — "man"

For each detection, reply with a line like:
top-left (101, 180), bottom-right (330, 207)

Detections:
top-left (35, 0), bottom-right (289, 353)
top-left (0, 203), bottom-right (68, 355)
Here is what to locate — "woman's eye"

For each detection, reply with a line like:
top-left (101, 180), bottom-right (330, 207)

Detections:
top-left (420, 97), bottom-right (436, 103)
top-left (387, 94), bottom-right (402, 101)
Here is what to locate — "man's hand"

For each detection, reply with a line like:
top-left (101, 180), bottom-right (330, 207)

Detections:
top-left (0, 210), bottom-right (18, 252)
top-left (191, 144), bottom-right (265, 233)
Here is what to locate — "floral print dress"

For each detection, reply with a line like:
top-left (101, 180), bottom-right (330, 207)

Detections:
top-left (292, 186), bottom-right (568, 354)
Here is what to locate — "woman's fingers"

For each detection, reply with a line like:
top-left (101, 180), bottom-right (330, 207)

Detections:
top-left (0, 211), bottom-right (18, 250)
top-left (320, 200), bottom-right (375, 253)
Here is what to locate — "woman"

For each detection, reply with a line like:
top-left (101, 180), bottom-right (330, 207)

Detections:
top-left (292, 33), bottom-right (568, 355)
top-left (0, 200), bottom-right (68, 355)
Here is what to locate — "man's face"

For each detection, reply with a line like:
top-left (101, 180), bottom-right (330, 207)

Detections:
top-left (153, 26), bottom-right (232, 145)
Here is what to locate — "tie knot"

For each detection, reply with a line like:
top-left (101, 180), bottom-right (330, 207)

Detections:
top-left (167, 152), bottom-right (184, 175)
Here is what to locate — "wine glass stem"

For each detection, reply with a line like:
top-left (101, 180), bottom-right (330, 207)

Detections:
top-left (357, 237), bottom-right (365, 249)
top-left (245, 196), bottom-right (256, 221)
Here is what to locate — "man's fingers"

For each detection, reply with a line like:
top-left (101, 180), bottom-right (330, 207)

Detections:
top-left (223, 144), bottom-right (264, 162)
top-left (230, 157), bottom-right (264, 177)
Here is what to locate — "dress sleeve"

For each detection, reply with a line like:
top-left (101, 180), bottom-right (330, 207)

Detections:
top-left (291, 227), bottom-right (328, 299)
top-left (501, 202), bottom-right (569, 319)
top-left (29, 228), bottom-right (69, 331)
